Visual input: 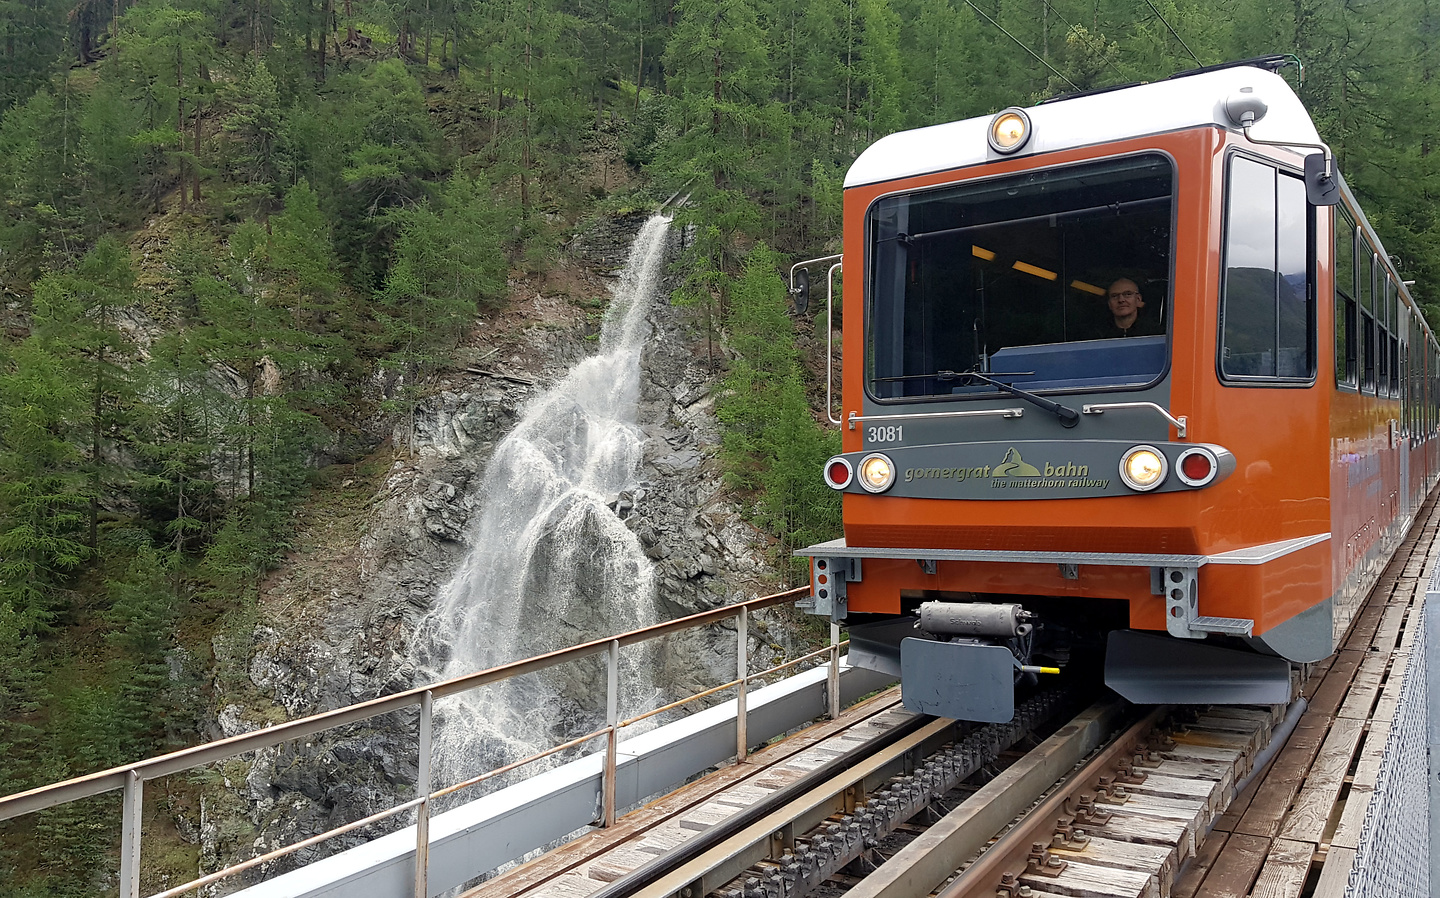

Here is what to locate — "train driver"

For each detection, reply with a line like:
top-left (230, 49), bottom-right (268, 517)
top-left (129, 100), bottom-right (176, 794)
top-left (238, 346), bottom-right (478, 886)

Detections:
top-left (1105, 278), bottom-right (1158, 337)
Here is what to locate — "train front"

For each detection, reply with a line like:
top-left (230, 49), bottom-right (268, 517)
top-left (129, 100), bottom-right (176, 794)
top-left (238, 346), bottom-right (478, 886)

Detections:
top-left (801, 66), bottom-right (1335, 721)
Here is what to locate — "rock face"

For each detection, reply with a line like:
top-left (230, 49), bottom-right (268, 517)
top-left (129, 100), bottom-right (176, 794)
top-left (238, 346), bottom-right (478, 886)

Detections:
top-left (208, 214), bottom-right (797, 886)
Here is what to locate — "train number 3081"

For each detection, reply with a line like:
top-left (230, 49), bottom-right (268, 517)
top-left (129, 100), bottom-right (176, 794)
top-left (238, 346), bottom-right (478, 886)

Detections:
top-left (867, 425), bottom-right (903, 444)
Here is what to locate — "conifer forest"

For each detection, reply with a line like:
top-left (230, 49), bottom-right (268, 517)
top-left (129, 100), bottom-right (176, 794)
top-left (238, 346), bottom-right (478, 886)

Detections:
top-left (0, 0), bottom-right (1439, 892)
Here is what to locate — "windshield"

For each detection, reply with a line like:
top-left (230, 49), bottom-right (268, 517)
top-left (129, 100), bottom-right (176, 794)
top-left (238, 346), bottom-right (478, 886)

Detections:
top-left (866, 153), bottom-right (1175, 400)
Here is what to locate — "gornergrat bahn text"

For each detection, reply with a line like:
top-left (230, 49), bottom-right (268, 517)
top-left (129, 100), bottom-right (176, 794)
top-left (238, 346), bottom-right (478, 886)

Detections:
top-left (795, 56), bottom-right (1440, 722)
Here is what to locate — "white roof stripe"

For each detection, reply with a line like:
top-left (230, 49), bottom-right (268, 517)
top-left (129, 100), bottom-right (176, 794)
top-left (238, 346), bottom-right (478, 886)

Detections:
top-left (844, 68), bottom-right (1320, 189)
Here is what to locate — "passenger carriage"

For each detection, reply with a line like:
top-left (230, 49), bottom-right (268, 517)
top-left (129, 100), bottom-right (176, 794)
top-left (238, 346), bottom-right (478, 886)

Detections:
top-left (797, 57), bottom-right (1440, 721)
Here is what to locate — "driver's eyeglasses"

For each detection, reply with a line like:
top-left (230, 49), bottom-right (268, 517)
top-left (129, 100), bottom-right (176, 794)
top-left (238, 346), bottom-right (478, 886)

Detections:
top-left (1108, 290), bottom-right (1139, 299)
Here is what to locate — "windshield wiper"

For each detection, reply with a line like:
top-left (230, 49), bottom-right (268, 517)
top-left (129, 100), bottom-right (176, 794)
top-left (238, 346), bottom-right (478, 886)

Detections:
top-left (943, 369), bottom-right (1080, 428)
top-left (871, 370), bottom-right (1078, 428)
top-left (874, 370), bottom-right (1033, 382)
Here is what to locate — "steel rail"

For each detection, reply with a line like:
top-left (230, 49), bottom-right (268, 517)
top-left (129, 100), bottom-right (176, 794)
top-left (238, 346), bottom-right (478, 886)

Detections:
top-left (929, 707), bottom-right (1164, 898)
top-left (595, 691), bottom-right (1074, 898)
top-left (586, 711), bottom-right (943, 898)
top-left (0, 586), bottom-right (810, 822)
top-left (844, 700), bottom-right (1139, 898)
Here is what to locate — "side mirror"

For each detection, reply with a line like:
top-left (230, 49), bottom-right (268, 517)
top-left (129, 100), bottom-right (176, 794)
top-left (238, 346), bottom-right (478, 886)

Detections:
top-left (1305, 152), bottom-right (1340, 206)
top-left (792, 268), bottom-right (810, 314)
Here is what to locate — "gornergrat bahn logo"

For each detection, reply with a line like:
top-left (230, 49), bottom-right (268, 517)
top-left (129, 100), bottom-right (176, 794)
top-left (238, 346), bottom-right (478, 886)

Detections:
top-left (903, 448), bottom-right (1111, 490)
top-left (992, 447), bottom-right (1040, 476)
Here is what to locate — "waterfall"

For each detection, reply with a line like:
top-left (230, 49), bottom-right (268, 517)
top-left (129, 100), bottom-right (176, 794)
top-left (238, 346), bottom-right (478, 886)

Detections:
top-left (414, 214), bottom-right (673, 784)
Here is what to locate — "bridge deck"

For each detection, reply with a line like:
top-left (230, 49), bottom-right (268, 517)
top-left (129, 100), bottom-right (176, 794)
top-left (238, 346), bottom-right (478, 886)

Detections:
top-left (1174, 498), bottom-right (1440, 898)
top-left (461, 689), bottom-right (920, 898)
top-left (459, 499), bottom-right (1440, 898)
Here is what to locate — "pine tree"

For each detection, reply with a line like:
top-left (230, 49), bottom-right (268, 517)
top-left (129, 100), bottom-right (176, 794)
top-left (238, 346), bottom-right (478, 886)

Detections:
top-left (374, 173), bottom-right (506, 451)
top-left (0, 339), bottom-right (91, 628)
top-left (30, 236), bottom-right (140, 548)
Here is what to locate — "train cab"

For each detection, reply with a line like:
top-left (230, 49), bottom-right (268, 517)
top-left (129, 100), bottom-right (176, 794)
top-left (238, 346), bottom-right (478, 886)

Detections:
top-left (798, 58), bottom-right (1440, 722)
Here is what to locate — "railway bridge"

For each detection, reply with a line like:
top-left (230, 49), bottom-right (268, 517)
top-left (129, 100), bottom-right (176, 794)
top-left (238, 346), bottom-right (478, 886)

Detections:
top-left (1, 503), bottom-right (1438, 898)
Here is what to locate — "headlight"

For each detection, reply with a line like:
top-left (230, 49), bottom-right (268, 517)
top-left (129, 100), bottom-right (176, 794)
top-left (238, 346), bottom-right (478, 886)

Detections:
top-left (1175, 447), bottom-right (1218, 487)
top-left (988, 108), bottom-right (1031, 154)
top-left (1119, 445), bottom-right (1168, 491)
top-left (857, 453), bottom-right (896, 493)
top-left (823, 456), bottom-right (854, 490)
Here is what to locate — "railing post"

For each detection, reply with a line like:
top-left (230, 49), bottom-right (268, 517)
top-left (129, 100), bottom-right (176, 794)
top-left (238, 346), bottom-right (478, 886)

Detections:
top-left (603, 639), bottom-right (620, 826)
top-left (829, 621), bottom-right (841, 719)
top-left (736, 607), bottom-right (749, 762)
top-left (414, 691), bottom-right (433, 898)
top-left (119, 769), bottom-right (143, 898)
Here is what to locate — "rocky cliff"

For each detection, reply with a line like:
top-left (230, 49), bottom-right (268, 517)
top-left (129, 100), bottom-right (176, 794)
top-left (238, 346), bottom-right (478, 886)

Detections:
top-left (197, 214), bottom-right (803, 886)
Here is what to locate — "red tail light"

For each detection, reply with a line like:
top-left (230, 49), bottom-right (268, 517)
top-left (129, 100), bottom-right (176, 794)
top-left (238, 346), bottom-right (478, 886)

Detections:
top-left (1176, 448), bottom-right (1218, 487)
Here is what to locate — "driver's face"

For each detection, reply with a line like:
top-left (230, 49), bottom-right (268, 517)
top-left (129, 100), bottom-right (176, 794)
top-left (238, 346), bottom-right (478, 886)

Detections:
top-left (1108, 281), bottom-right (1144, 317)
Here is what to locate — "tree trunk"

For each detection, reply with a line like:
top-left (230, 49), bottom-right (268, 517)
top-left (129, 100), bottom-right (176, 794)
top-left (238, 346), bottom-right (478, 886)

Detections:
top-left (314, 0), bottom-right (327, 81)
top-left (520, 0), bottom-right (533, 215)
top-left (173, 393), bottom-right (187, 601)
top-left (246, 377), bottom-right (255, 495)
top-left (192, 99), bottom-right (202, 204)
top-left (89, 347), bottom-right (102, 550)
top-left (177, 46), bottom-right (187, 210)
top-left (635, 24), bottom-right (644, 113)
top-left (711, 38), bottom-right (723, 189)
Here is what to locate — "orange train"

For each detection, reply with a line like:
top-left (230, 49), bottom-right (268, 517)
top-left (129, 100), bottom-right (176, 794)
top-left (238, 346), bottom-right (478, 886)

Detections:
top-left (796, 57), bottom-right (1440, 722)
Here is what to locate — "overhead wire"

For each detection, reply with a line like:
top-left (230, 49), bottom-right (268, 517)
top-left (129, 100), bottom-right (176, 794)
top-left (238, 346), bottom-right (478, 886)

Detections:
top-left (961, 0), bottom-right (1080, 92)
top-left (1041, 0), bottom-right (1127, 81)
top-left (1142, 0), bottom-right (1203, 68)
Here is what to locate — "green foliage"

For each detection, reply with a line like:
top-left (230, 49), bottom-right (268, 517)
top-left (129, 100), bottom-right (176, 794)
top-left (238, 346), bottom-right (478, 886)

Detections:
top-left (717, 245), bottom-right (840, 576)
top-left (105, 541), bottom-right (179, 746)
top-left (222, 59), bottom-right (286, 215)
top-left (0, 0), bottom-right (1438, 889)
top-left (0, 339), bottom-right (91, 627)
top-left (32, 236), bottom-right (141, 548)
top-left (0, 601), bottom-right (45, 793)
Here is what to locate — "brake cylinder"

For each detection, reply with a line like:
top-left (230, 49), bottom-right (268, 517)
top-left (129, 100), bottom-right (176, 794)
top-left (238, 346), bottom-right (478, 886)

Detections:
top-left (917, 601), bottom-right (1033, 638)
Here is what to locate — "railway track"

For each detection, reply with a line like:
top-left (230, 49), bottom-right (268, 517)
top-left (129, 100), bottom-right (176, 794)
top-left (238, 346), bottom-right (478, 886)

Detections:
top-left (467, 501), bottom-right (1440, 898)
top-left (464, 688), bottom-right (1296, 898)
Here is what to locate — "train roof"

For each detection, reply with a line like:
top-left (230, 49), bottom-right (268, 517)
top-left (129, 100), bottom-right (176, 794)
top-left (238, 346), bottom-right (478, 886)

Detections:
top-left (844, 66), bottom-right (1321, 189)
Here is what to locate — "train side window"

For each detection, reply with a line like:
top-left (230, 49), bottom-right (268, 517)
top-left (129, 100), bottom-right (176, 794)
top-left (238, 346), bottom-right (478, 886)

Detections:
top-left (1220, 156), bottom-right (1313, 382)
top-left (1390, 335), bottom-right (1400, 397)
top-left (1362, 312), bottom-right (1377, 392)
top-left (1336, 294), bottom-right (1355, 386)
top-left (1359, 241), bottom-right (1374, 316)
top-left (1402, 341), bottom-right (1409, 435)
top-left (1335, 207), bottom-right (1356, 388)
top-left (1378, 322), bottom-right (1389, 392)
top-left (1388, 280), bottom-right (1400, 396)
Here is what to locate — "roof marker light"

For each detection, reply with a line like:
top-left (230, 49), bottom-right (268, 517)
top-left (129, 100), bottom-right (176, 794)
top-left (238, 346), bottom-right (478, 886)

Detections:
top-left (988, 108), bottom-right (1031, 154)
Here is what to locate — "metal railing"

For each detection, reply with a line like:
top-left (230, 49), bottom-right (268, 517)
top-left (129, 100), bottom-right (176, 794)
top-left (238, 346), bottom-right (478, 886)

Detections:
top-left (0, 586), bottom-right (845, 898)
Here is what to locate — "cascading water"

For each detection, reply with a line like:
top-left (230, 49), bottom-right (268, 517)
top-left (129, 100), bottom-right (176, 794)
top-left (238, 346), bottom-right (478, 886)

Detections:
top-left (414, 214), bottom-right (673, 784)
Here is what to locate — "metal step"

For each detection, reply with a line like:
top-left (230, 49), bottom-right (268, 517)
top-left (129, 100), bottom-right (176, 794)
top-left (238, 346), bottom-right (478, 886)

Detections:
top-left (1193, 616), bottom-right (1255, 636)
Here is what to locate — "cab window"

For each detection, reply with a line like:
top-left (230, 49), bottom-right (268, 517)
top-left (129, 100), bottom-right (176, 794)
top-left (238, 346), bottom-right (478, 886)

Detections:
top-left (866, 153), bottom-right (1174, 401)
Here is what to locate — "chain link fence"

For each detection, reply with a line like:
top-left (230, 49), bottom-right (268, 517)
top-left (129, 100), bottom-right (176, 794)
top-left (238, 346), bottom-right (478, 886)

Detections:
top-left (1344, 570), bottom-right (1433, 897)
